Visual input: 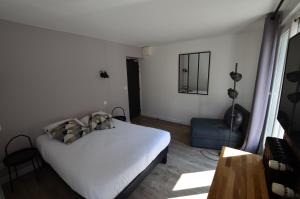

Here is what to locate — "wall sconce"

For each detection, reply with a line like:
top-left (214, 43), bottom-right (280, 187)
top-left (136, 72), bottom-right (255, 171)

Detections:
top-left (99, 70), bottom-right (109, 78)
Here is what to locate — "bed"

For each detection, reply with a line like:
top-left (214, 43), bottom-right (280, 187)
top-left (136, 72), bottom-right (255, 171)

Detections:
top-left (36, 119), bottom-right (170, 199)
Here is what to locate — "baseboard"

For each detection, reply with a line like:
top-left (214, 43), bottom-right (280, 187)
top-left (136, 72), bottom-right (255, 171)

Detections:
top-left (142, 113), bottom-right (191, 126)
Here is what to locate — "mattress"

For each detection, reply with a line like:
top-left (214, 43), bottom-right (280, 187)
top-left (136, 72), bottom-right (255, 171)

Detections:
top-left (36, 119), bottom-right (170, 199)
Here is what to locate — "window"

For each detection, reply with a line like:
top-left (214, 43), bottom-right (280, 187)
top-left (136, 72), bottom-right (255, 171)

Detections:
top-left (264, 30), bottom-right (289, 139)
top-left (263, 17), bottom-right (300, 145)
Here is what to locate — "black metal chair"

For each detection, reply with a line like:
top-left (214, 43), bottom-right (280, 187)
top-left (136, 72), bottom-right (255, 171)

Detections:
top-left (3, 134), bottom-right (41, 191)
top-left (111, 107), bottom-right (127, 121)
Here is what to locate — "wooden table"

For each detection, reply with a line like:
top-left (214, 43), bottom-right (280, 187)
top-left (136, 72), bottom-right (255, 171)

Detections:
top-left (208, 147), bottom-right (269, 199)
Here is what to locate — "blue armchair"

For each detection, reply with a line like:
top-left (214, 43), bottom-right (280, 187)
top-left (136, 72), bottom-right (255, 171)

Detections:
top-left (191, 104), bottom-right (250, 150)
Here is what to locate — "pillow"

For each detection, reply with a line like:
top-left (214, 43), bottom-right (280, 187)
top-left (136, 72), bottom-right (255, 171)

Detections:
top-left (45, 119), bottom-right (89, 144)
top-left (43, 118), bottom-right (73, 135)
top-left (47, 122), bottom-right (67, 141)
top-left (91, 113), bottom-right (114, 130)
top-left (80, 111), bottom-right (114, 131)
top-left (63, 120), bottom-right (88, 144)
top-left (80, 111), bottom-right (107, 126)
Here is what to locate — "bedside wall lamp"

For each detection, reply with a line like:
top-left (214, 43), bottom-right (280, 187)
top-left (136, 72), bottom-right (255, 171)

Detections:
top-left (99, 70), bottom-right (109, 78)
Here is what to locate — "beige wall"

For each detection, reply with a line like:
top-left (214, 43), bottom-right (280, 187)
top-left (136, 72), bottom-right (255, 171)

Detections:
top-left (0, 20), bottom-right (141, 162)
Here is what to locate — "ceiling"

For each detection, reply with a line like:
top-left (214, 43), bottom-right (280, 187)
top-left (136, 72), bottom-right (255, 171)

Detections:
top-left (0, 0), bottom-right (281, 46)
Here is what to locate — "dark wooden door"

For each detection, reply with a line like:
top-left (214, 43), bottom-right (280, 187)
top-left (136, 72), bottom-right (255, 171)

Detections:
top-left (126, 59), bottom-right (141, 119)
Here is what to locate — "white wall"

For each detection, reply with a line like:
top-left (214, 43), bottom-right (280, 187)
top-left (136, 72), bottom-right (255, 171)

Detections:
top-left (140, 24), bottom-right (263, 125)
top-left (0, 20), bottom-right (141, 162)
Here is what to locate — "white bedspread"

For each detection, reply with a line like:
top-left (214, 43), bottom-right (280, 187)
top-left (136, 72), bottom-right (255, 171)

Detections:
top-left (36, 119), bottom-right (170, 199)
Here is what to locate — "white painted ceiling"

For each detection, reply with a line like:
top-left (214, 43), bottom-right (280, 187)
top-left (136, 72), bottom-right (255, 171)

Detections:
top-left (0, 0), bottom-right (280, 46)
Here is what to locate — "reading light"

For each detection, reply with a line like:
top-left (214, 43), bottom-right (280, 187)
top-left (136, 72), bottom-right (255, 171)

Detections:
top-left (99, 70), bottom-right (109, 78)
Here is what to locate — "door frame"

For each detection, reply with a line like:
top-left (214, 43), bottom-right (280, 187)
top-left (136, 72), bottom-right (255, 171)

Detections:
top-left (126, 57), bottom-right (142, 119)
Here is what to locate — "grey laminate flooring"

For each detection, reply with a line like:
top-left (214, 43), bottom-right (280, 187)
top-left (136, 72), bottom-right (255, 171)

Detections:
top-left (128, 140), bottom-right (218, 199)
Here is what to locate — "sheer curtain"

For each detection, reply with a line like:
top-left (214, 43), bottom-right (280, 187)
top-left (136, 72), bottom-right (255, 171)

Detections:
top-left (241, 14), bottom-right (281, 153)
top-left (263, 30), bottom-right (289, 140)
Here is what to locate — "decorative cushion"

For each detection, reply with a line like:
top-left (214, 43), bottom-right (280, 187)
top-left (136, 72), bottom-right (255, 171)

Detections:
top-left (80, 111), bottom-right (114, 131)
top-left (45, 119), bottom-right (89, 144)
top-left (48, 122), bottom-right (67, 140)
top-left (80, 111), bottom-right (107, 126)
top-left (43, 118), bottom-right (73, 134)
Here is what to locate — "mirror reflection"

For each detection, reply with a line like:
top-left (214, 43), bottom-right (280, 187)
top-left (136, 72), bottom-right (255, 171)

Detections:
top-left (178, 51), bottom-right (211, 95)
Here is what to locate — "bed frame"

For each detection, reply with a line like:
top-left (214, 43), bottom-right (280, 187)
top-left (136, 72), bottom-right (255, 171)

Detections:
top-left (116, 146), bottom-right (168, 198)
top-left (43, 146), bottom-right (168, 199)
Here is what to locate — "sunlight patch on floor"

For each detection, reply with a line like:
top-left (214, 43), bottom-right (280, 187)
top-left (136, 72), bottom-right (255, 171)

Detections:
top-left (172, 170), bottom-right (215, 191)
top-left (222, 147), bottom-right (250, 157)
top-left (168, 193), bottom-right (208, 199)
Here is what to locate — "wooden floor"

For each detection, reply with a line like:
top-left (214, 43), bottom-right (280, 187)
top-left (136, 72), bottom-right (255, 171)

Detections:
top-left (131, 116), bottom-right (191, 145)
top-left (2, 116), bottom-right (217, 199)
top-left (3, 166), bottom-right (82, 199)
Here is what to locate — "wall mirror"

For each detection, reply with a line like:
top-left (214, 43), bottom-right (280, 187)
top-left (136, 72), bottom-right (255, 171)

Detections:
top-left (178, 51), bottom-right (211, 95)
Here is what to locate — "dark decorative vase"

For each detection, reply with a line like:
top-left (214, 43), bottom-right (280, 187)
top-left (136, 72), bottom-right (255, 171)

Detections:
top-left (224, 107), bottom-right (243, 131)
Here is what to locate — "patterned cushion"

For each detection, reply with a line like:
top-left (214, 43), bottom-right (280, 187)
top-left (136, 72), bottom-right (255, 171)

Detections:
top-left (43, 118), bottom-right (73, 135)
top-left (87, 112), bottom-right (115, 131)
top-left (49, 122), bottom-right (67, 141)
top-left (46, 119), bottom-right (89, 144)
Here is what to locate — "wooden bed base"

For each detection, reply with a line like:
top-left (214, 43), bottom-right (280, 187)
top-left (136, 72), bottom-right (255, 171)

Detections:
top-left (42, 146), bottom-right (168, 199)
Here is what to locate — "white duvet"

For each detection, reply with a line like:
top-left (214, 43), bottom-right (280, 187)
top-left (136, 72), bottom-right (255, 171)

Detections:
top-left (36, 119), bottom-right (170, 199)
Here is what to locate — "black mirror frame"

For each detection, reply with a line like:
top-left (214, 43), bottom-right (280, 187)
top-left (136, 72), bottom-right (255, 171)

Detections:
top-left (178, 51), bottom-right (211, 95)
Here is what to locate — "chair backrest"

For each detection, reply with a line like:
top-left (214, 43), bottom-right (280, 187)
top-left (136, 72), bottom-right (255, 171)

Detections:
top-left (5, 134), bottom-right (33, 158)
top-left (111, 107), bottom-right (125, 117)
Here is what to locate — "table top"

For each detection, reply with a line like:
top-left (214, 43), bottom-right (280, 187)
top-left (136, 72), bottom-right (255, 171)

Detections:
top-left (208, 147), bottom-right (269, 199)
top-left (3, 147), bottom-right (39, 166)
